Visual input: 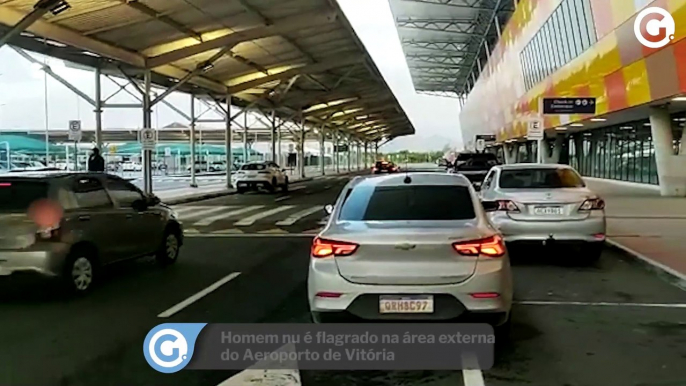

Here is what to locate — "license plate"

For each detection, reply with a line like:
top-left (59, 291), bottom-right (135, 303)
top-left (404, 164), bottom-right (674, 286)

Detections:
top-left (379, 295), bottom-right (434, 314)
top-left (533, 206), bottom-right (563, 215)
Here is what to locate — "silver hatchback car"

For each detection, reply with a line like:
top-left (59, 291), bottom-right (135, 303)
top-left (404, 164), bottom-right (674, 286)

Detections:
top-left (479, 164), bottom-right (606, 261)
top-left (0, 172), bottom-right (183, 294)
top-left (308, 172), bottom-right (513, 328)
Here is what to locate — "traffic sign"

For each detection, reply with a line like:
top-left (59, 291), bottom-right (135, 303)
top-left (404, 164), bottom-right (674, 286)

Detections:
top-left (68, 120), bottom-right (82, 141)
top-left (164, 147), bottom-right (172, 157)
top-left (108, 145), bottom-right (117, 154)
top-left (527, 118), bottom-right (544, 140)
top-left (475, 139), bottom-right (486, 152)
top-left (542, 97), bottom-right (596, 114)
top-left (139, 128), bottom-right (156, 151)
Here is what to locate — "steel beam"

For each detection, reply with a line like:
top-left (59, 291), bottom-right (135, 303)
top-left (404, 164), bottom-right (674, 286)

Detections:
top-left (226, 56), bottom-right (364, 95)
top-left (94, 66), bottom-right (103, 149)
top-left (190, 94), bottom-right (197, 188)
top-left (226, 94), bottom-right (233, 189)
top-left (145, 10), bottom-right (337, 68)
top-left (104, 103), bottom-right (143, 108)
top-left (0, 4), bottom-right (144, 67)
top-left (12, 46), bottom-right (96, 107)
top-left (142, 70), bottom-right (153, 194)
top-left (398, 0), bottom-right (509, 11)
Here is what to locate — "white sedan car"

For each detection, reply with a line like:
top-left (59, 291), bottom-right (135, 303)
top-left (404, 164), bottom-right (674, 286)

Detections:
top-left (233, 162), bottom-right (288, 193)
top-left (479, 163), bottom-right (606, 262)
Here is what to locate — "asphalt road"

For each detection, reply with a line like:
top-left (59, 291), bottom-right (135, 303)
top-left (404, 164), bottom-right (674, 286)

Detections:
top-left (1, 170), bottom-right (685, 386)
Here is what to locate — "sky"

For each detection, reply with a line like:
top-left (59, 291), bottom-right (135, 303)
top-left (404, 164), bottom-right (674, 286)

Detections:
top-left (0, 0), bottom-right (463, 152)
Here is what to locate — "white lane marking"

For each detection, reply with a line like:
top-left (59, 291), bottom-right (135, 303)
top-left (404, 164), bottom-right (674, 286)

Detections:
top-left (235, 206), bottom-right (296, 226)
top-left (185, 233), bottom-right (315, 238)
top-left (193, 206), bottom-right (262, 227)
top-left (217, 344), bottom-right (301, 386)
top-left (178, 206), bottom-right (231, 220)
top-left (172, 205), bottom-right (212, 215)
top-left (288, 186), bottom-right (305, 192)
top-left (516, 300), bottom-right (686, 308)
top-left (462, 352), bottom-right (486, 386)
top-left (276, 205), bottom-right (324, 226)
top-left (275, 195), bottom-right (291, 202)
top-left (158, 272), bottom-right (241, 318)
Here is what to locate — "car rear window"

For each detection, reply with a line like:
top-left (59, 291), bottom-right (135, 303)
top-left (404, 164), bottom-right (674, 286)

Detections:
top-left (241, 164), bottom-right (266, 171)
top-left (339, 185), bottom-right (476, 221)
top-left (0, 181), bottom-right (49, 212)
top-left (499, 168), bottom-right (585, 189)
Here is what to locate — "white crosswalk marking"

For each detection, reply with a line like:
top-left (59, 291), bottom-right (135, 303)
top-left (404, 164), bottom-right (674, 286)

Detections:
top-left (172, 205), bottom-right (213, 215)
top-left (179, 206), bottom-right (231, 220)
top-left (193, 206), bottom-right (263, 227)
top-left (235, 206), bottom-right (296, 226)
top-left (275, 206), bottom-right (324, 226)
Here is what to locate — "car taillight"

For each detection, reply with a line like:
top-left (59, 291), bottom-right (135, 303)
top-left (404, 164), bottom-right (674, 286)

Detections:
top-left (579, 198), bottom-right (605, 211)
top-left (311, 238), bottom-right (359, 258)
top-left (452, 235), bottom-right (506, 257)
top-left (496, 200), bottom-right (520, 212)
top-left (36, 226), bottom-right (61, 241)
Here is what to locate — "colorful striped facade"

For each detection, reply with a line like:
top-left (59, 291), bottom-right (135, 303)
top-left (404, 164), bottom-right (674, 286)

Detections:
top-left (459, 0), bottom-right (686, 143)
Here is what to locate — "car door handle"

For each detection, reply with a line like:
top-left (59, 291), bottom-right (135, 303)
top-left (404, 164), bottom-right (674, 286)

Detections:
top-left (78, 215), bottom-right (91, 222)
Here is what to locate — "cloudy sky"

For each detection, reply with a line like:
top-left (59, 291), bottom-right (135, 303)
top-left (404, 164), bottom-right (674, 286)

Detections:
top-left (0, 0), bottom-right (463, 152)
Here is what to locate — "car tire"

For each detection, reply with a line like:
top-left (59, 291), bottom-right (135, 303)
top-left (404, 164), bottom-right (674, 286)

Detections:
top-left (583, 242), bottom-right (604, 264)
top-left (282, 177), bottom-right (289, 192)
top-left (237, 186), bottom-right (246, 194)
top-left (156, 229), bottom-right (181, 266)
top-left (268, 178), bottom-right (277, 193)
top-left (63, 247), bottom-right (98, 295)
top-left (494, 311), bottom-right (512, 341)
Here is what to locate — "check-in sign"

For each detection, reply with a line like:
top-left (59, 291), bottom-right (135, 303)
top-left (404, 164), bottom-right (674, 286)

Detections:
top-left (542, 97), bottom-right (596, 114)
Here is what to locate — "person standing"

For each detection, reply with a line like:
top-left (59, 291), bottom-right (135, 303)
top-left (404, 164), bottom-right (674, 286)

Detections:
top-left (87, 148), bottom-right (105, 172)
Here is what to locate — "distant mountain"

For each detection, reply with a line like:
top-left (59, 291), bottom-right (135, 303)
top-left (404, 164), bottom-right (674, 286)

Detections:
top-left (381, 134), bottom-right (463, 152)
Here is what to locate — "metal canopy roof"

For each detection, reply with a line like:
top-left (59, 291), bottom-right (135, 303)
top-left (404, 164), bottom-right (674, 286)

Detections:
top-left (0, 0), bottom-right (414, 141)
top-left (388, 0), bottom-right (514, 98)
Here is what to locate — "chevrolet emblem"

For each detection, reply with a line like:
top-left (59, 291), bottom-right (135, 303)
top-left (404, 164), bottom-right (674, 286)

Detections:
top-left (395, 244), bottom-right (416, 251)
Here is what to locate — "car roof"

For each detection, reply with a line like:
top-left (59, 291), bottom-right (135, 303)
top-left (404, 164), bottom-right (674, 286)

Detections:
top-left (496, 163), bottom-right (573, 171)
top-left (356, 172), bottom-right (472, 188)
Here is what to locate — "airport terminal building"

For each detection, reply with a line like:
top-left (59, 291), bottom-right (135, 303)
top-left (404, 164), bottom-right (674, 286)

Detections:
top-left (391, 0), bottom-right (686, 196)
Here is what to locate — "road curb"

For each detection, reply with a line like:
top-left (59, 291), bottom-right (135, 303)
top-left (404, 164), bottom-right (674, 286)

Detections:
top-left (606, 239), bottom-right (686, 291)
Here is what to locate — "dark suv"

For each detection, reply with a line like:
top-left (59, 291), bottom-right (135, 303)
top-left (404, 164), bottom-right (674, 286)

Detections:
top-left (0, 172), bottom-right (183, 294)
top-left (372, 161), bottom-right (399, 174)
top-left (451, 153), bottom-right (501, 188)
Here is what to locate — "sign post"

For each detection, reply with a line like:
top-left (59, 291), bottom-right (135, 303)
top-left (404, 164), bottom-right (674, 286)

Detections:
top-left (527, 117), bottom-right (544, 163)
top-left (68, 120), bottom-right (82, 171)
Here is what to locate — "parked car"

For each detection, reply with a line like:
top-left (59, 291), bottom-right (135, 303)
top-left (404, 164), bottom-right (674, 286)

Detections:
top-left (0, 172), bottom-right (183, 293)
top-left (308, 172), bottom-right (512, 333)
top-left (122, 162), bottom-right (142, 172)
top-left (479, 163), bottom-right (606, 262)
top-left (233, 162), bottom-right (289, 193)
top-left (372, 161), bottom-right (399, 174)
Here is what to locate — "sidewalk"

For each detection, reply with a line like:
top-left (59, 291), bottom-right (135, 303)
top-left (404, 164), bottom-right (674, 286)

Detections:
top-left (156, 167), bottom-right (360, 205)
top-left (585, 178), bottom-right (686, 288)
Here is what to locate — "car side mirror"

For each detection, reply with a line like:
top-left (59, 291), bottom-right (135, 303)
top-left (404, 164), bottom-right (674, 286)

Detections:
top-left (147, 194), bottom-right (161, 206)
top-left (324, 204), bottom-right (334, 215)
top-left (132, 198), bottom-right (148, 212)
top-left (481, 201), bottom-right (499, 212)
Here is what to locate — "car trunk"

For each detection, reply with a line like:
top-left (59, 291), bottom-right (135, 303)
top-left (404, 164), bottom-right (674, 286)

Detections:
top-left (499, 188), bottom-right (593, 221)
top-left (331, 221), bottom-right (483, 286)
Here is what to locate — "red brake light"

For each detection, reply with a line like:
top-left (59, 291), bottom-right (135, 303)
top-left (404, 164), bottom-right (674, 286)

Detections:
top-left (0, 182), bottom-right (11, 187)
top-left (452, 235), bottom-right (506, 257)
top-left (496, 200), bottom-right (520, 212)
top-left (579, 198), bottom-right (605, 211)
top-left (311, 238), bottom-right (359, 258)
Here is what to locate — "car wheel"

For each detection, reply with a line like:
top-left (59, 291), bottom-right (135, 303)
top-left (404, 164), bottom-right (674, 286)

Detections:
top-left (282, 177), bottom-right (289, 192)
top-left (583, 242), bottom-right (604, 264)
top-left (494, 312), bottom-right (512, 341)
top-left (156, 230), bottom-right (181, 266)
top-left (237, 186), bottom-right (246, 194)
top-left (268, 178), bottom-right (277, 193)
top-left (63, 249), bottom-right (97, 294)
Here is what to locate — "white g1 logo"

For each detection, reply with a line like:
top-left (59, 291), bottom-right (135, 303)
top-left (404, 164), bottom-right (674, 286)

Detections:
top-left (634, 7), bottom-right (676, 49)
top-left (148, 328), bottom-right (189, 368)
